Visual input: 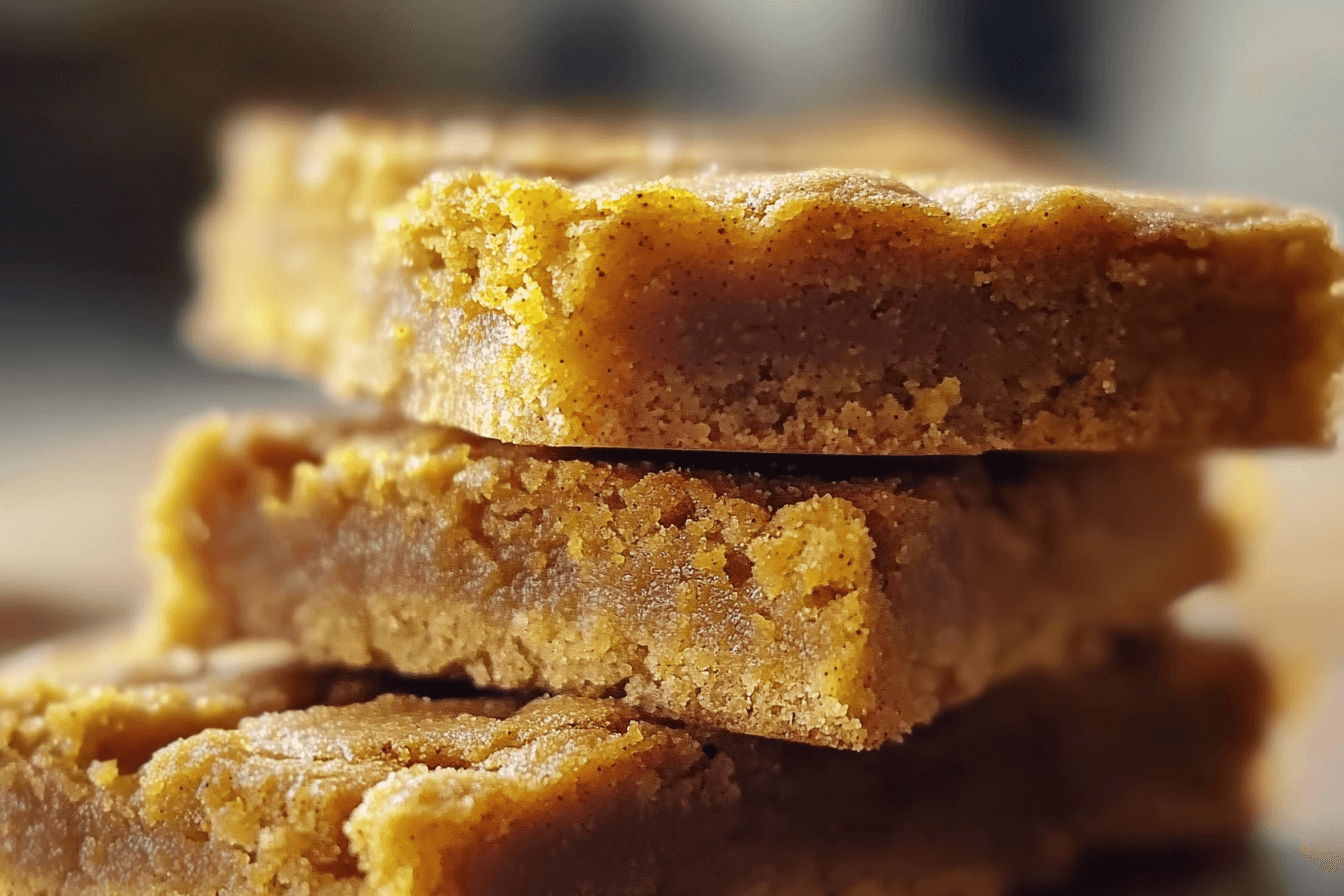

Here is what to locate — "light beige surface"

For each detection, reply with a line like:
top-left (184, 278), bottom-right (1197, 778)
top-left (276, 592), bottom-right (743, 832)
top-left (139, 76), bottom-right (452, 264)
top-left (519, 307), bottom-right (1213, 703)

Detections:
top-left (0, 361), bottom-right (316, 618)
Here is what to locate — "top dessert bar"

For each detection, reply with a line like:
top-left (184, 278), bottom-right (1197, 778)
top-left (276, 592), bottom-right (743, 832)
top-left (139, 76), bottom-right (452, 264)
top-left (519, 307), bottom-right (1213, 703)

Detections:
top-left (188, 110), bottom-right (1344, 454)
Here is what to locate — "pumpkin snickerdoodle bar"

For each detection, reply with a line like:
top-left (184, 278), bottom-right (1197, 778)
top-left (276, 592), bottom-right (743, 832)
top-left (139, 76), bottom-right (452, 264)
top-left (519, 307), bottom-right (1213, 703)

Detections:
top-left (0, 631), bottom-right (1266, 896)
top-left (148, 414), bottom-right (1232, 749)
top-left (188, 113), bottom-right (1344, 454)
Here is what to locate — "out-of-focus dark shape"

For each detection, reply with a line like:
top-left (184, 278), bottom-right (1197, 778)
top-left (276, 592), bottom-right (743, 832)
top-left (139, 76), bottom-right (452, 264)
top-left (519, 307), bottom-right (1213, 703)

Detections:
top-left (0, 4), bottom-right (359, 290)
top-left (929, 0), bottom-right (1094, 128)
top-left (1026, 841), bottom-right (1293, 895)
top-left (518, 0), bottom-right (649, 100)
top-left (0, 0), bottom-right (1085, 317)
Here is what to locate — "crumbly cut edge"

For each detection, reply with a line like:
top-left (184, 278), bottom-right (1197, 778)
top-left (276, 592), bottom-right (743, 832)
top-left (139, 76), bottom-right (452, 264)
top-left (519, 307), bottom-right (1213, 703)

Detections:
top-left (189, 147), bottom-right (1344, 453)
top-left (144, 412), bottom-right (1233, 749)
top-left (383, 170), bottom-right (1344, 450)
top-left (0, 630), bottom-right (1267, 896)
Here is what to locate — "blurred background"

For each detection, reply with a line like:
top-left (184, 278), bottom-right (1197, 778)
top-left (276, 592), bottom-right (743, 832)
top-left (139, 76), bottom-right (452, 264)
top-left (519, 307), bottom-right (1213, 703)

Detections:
top-left (1, 1), bottom-right (1341, 891)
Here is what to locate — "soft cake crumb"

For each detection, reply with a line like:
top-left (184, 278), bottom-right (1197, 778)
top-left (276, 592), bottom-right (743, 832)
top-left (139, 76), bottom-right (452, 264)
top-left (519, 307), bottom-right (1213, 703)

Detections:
top-left (0, 631), bottom-right (1268, 896)
top-left (188, 111), bottom-right (1344, 453)
top-left (147, 413), bottom-right (1234, 749)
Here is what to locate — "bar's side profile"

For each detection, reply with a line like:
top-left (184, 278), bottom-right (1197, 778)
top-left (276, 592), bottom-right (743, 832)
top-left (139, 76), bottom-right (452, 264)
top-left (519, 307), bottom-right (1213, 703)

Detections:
top-left (148, 414), bottom-right (1232, 749)
top-left (190, 120), bottom-right (1344, 454)
top-left (0, 632), bottom-right (1266, 896)
top-left (187, 107), bottom-right (1051, 436)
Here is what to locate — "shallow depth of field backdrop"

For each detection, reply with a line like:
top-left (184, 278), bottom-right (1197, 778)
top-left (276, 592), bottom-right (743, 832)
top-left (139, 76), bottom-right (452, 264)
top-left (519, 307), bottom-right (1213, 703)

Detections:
top-left (1, 2), bottom-right (1341, 891)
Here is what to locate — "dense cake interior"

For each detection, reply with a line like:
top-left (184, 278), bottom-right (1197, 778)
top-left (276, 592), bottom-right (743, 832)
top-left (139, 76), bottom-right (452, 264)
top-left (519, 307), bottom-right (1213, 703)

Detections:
top-left (150, 415), bottom-right (1231, 747)
top-left (0, 634), bottom-right (1267, 896)
top-left (191, 118), bottom-right (1344, 454)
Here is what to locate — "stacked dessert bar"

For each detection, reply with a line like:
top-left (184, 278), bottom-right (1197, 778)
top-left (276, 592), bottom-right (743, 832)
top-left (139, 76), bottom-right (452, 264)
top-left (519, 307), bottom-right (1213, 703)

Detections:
top-left (2, 110), bottom-right (1341, 896)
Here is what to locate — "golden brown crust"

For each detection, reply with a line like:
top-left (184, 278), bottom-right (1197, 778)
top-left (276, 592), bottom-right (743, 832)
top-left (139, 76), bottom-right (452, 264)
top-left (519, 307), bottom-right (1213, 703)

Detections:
top-left (188, 110), bottom-right (1344, 454)
top-left (147, 413), bottom-right (1232, 748)
top-left (0, 631), bottom-right (1267, 896)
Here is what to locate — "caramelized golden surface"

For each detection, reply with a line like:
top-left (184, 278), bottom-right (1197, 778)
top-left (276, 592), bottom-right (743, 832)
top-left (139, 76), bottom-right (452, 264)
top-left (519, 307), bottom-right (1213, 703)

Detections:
top-left (189, 111), bottom-right (1344, 453)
